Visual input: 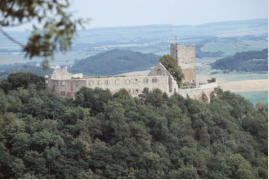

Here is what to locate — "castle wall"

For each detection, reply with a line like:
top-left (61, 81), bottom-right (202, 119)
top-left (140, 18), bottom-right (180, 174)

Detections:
top-left (176, 45), bottom-right (196, 64)
top-left (177, 45), bottom-right (196, 83)
top-left (48, 78), bottom-right (87, 98)
top-left (48, 75), bottom-right (177, 99)
top-left (170, 43), bottom-right (177, 60)
top-left (47, 42), bottom-right (217, 103)
top-left (182, 68), bottom-right (196, 82)
top-left (178, 82), bottom-right (218, 103)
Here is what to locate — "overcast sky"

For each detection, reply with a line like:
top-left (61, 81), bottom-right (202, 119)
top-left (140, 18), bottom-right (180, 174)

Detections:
top-left (70, 0), bottom-right (268, 28)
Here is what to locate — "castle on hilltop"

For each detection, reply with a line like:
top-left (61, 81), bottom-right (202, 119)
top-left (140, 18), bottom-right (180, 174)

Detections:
top-left (47, 43), bottom-right (218, 103)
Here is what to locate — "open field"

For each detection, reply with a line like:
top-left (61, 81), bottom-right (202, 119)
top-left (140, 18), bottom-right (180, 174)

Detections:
top-left (219, 79), bottom-right (268, 92)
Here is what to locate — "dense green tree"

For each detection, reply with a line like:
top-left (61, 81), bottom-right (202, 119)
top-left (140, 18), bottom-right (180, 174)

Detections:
top-left (0, 73), bottom-right (267, 179)
top-left (159, 55), bottom-right (184, 87)
top-left (2, 72), bottom-right (45, 91)
top-left (0, 0), bottom-right (86, 60)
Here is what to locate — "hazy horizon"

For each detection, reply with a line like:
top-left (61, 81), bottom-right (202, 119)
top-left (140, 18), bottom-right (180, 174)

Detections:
top-left (70, 0), bottom-right (267, 28)
top-left (4, 18), bottom-right (268, 32)
top-left (3, 0), bottom-right (268, 31)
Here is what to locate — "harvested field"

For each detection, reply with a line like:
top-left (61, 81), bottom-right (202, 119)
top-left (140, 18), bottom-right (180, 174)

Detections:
top-left (219, 79), bottom-right (268, 92)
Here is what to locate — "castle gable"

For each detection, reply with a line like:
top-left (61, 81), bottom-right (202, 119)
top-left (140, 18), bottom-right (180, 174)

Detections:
top-left (148, 62), bottom-right (171, 76)
top-left (51, 68), bottom-right (73, 80)
top-left (51, 68), bottom-right (83, 80)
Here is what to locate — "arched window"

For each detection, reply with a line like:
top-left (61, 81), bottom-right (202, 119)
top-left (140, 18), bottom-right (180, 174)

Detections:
top-left (134, 78), bottom-right (139, 83)
top-left (115, 79), bottom-right (120, 85)
top-left (105, 80), bottom-right (109, 85)
top-left (143, 78), bottom-right (149, 83)
top-left (97, 80), bottom-right (102, 85)
top-left (152, 78), bottom-right (158, 83)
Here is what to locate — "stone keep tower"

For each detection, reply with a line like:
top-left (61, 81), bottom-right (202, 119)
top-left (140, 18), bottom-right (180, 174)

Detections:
top-left (170, 43), bottom-right (196, 83)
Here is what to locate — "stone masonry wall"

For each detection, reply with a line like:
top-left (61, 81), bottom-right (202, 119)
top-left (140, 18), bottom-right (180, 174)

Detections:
top-left (48, 75), bottom-right (176, 99)
top-left (170, 43), bottom-right (196, 83)
top-left (176, 45), bottom-right (196, 64)
top-left (170, 43), bottom-right (177, 60)
top-left (148, 63), bottom-right (179, 93)
top-left (182, 68), bottom-right (196, 82)
top-left (178, 82), bottom-right (218, 103)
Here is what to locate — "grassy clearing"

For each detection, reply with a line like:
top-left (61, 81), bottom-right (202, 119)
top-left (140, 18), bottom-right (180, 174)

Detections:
top-left (200, 39), bottom-right (267, 56)
top-left (197, 63), bottom-right (268, 82)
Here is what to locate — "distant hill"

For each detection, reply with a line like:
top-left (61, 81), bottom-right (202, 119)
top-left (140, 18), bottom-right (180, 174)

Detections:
top-left (69, 49), bottom-right (160, 76)
top-left (0, 63), bottom-right (52, 78)
top-left (1, 19), bottom-right (267, 65)
top-left (211, 48), bottom-right (268, 72)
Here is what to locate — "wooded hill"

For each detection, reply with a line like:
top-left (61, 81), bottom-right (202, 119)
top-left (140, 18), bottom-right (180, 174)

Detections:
top-left (0, 72), bottom-right (267, 178)
top-left (0, 63), bottom-right (52, 78)
top-left (211, 48), bottom-right (268, 72)
top-left (70, 49), bottom-right (159, 75)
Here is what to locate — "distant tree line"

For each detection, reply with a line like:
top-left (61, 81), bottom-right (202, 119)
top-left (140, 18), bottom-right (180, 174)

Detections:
top-left (0, 63), bottom-right (52, 78)
top-left (211, 48), bottom-right (268, 72)
top-left (0, 72), bottom-right (267, 178)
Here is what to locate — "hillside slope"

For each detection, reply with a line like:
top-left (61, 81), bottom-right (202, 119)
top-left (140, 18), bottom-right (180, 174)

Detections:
top-left (0, 63), bottom-right (52, 78)
top-left (211, 48), bottom-right (268, 72)
top-left (0, 73), bottom-right (267, 178)
top-left (69, 49), bottom-right (159, 75)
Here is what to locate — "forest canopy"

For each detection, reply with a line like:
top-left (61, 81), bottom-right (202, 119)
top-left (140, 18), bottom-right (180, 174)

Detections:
top-left (0, 72), bottom-right (267, 179)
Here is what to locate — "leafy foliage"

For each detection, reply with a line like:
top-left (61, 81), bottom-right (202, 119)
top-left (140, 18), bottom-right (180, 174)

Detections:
top-left (211, 48), bottom-right (268, 72)
top-left (0, 72), bottom-right (267, 178)
top-left (159, 55), bottom-right (184, 87)
top-left (0, 0), bottom-right (86, 59)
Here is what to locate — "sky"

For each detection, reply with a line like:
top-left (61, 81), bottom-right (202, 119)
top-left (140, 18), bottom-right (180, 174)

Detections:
top-left (70, 0), bottom-right (268, 28)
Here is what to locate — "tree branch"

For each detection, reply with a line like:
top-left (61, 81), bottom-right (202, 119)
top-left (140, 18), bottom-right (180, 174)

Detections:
top-left (0, 26), bottom-right (25, 48)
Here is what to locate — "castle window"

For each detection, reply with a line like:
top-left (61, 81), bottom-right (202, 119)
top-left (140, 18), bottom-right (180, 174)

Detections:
top-left (143, 78), bottom-right (149, 83)
top-left (115, 79), bottom-right (120, 85)
top-left (97, 80), bottom-right (102, 85)
top-left (61, 81), bottom-right (65, 86)
top-left (152, 78), bottom-right (158, 83)
top-left (88, 81), bottom-right (94, 86)
top-left (60, 91), bottom-right (65, 96)
top-left (105, 80), bottom-right (109, 85)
